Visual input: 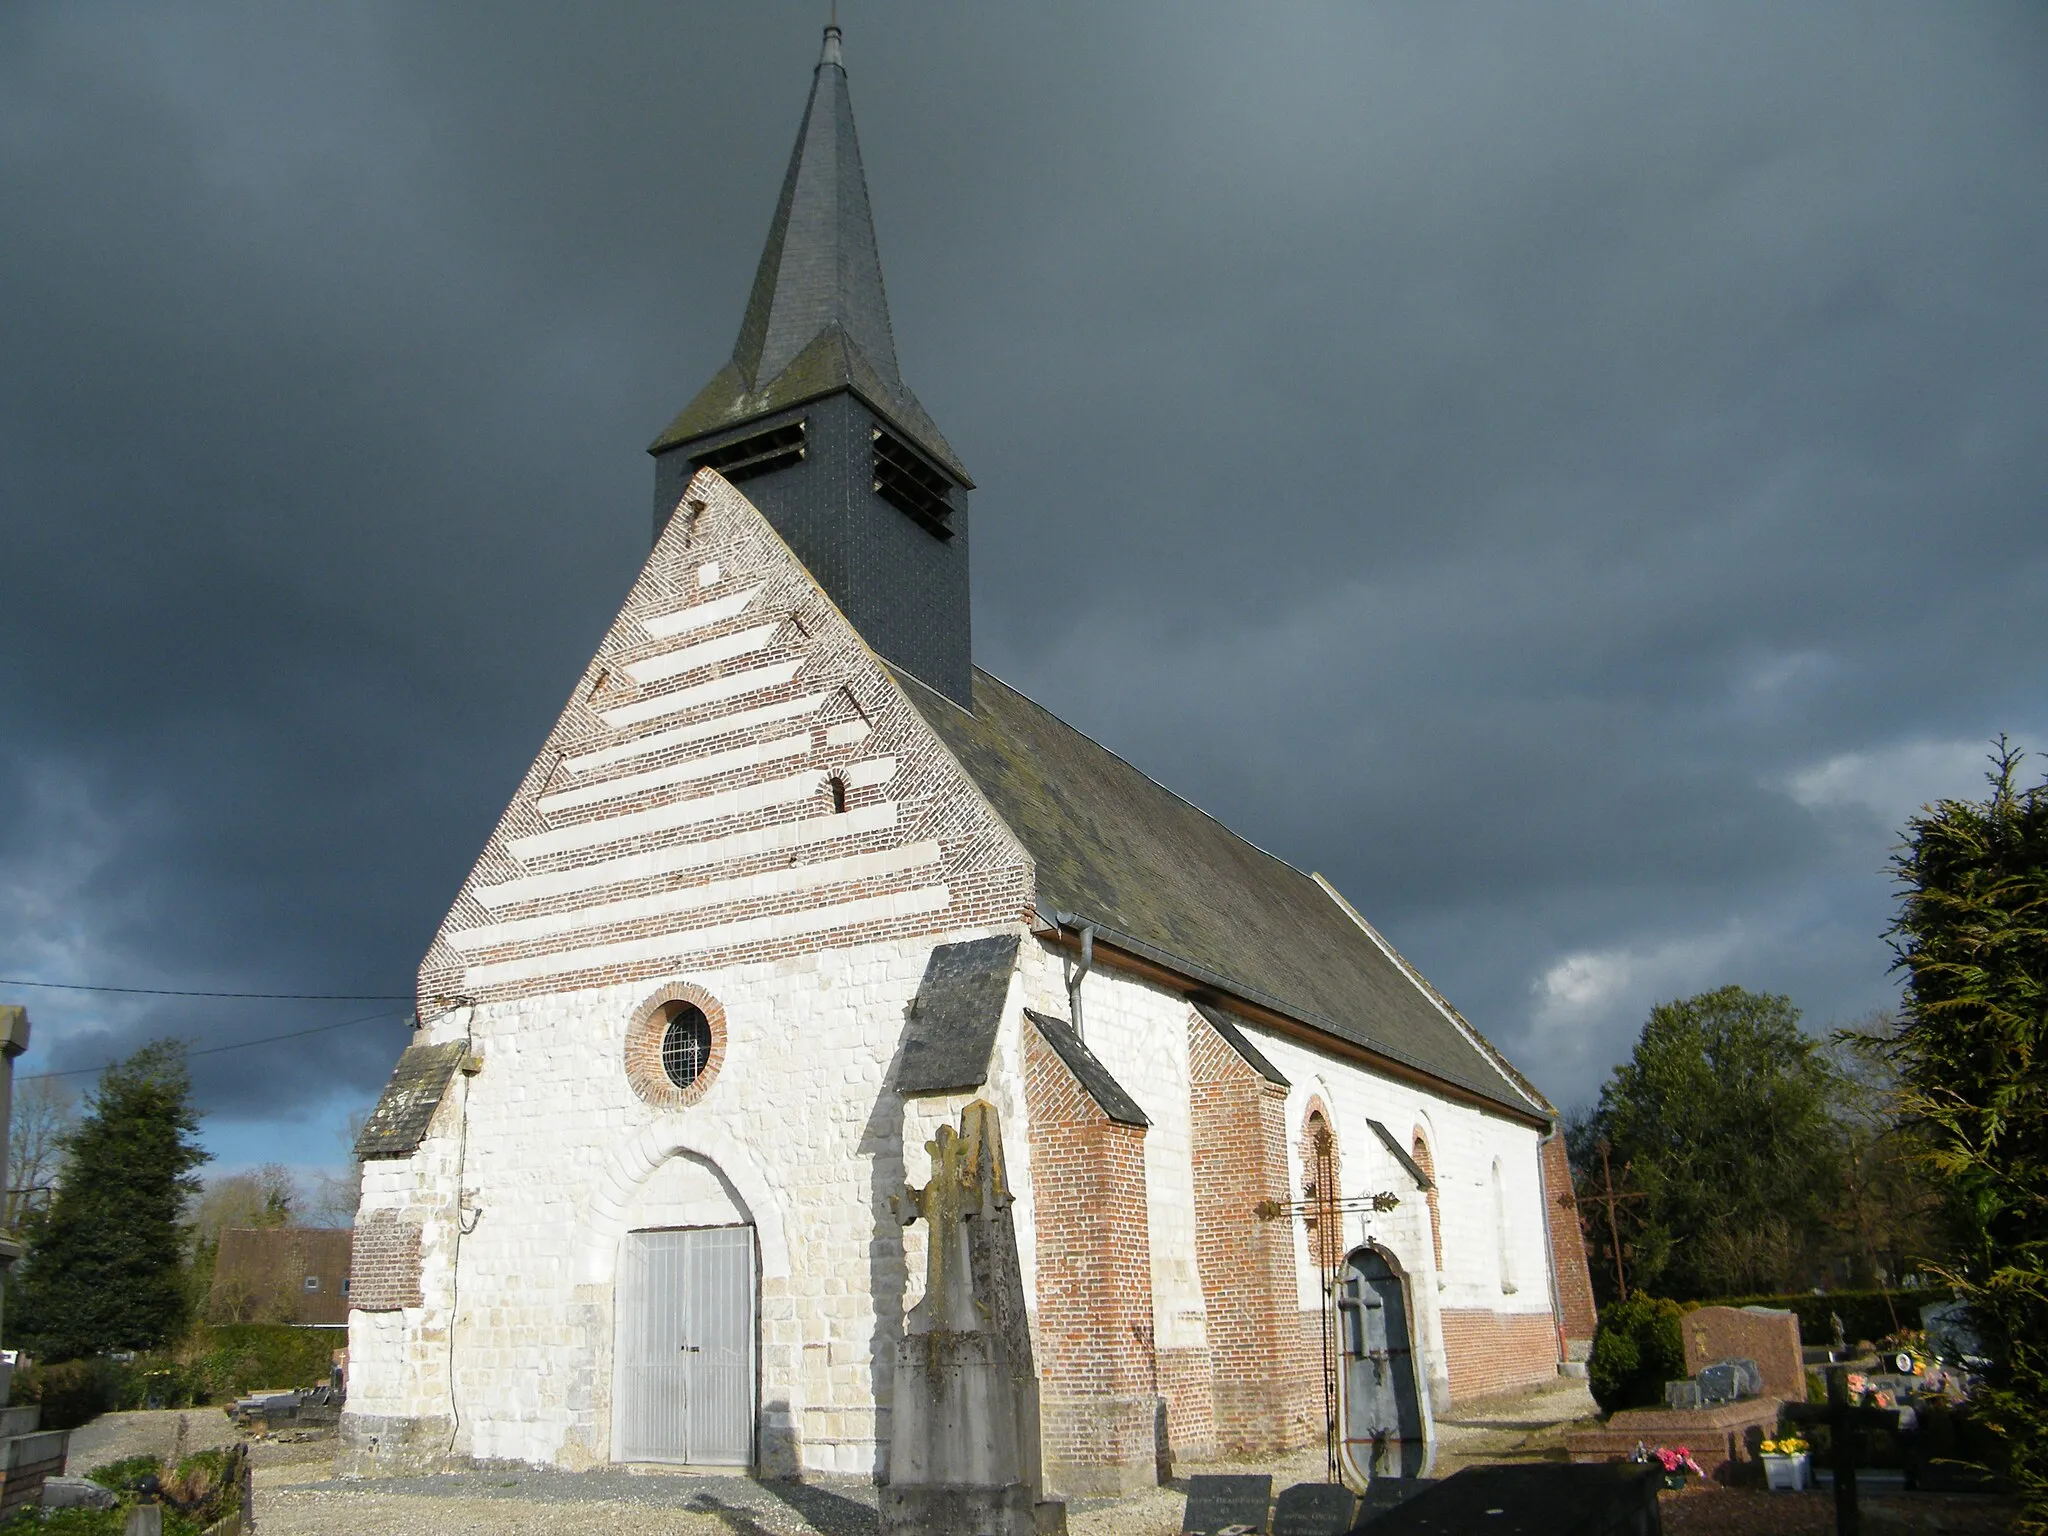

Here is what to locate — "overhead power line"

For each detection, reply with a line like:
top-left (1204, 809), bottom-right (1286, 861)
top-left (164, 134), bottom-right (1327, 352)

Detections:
top-left (18, 1009), bottom-right (411, 1081)
top-left (0, 977), bottom-right (410, 1002)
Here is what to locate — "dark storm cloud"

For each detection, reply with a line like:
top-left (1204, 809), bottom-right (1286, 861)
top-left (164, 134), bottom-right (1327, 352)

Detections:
top-left (3, 2), bottom-right (2043, 1147)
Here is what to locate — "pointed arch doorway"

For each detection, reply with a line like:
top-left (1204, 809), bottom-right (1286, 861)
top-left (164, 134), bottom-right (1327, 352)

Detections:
top-left (1337, 1244), bottom-right (1428, 1481)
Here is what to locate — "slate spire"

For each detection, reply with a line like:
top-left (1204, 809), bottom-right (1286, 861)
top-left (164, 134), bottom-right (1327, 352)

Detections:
top-left (648, 23), bottom-right (976, 707)
top-left (650, 24), bottom-right (965, 484)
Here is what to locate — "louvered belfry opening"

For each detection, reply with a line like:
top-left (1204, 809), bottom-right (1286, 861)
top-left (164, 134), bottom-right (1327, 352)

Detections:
top-left (691, 420), bottom-right (806, 484)
top-left (870, 426), bottom-right (953, 537)
top-left (646, 23), bottom-right (976, 707)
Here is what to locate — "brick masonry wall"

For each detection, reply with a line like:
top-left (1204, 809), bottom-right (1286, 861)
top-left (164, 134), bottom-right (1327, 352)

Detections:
top-left (1541, 1132), bottom-right (1598, 1345)
top-left (1022, 1018), bottom-right (1159, 1497)
top-left (349, 1211), bottom-right (424, 1312)
top-left (415, 468), bottom-right (1034, 1012)
top-left (1438, 1309), bottom-right (1559, 1402)
top-left (1186, 1013), bottom-right (1317, 1456)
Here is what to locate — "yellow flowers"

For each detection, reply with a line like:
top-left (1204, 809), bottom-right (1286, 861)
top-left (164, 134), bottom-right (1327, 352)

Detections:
top-left (1760, 1437), bottom-right (1809, 1456)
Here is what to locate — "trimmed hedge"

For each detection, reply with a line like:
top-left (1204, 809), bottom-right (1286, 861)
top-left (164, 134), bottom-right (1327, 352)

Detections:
top-left (15, 1322), bottom-right (341, 1429)
top-left (1684, 1289), bottom-right (1953, 1348)
top-left (14, 1359), bottom-right (128, 1431)
top-left (181, 1322), bottom-right (339, 1399)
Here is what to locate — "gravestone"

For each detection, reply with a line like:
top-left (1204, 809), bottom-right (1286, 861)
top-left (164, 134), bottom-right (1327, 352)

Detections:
top-left (1662, 1379), bottom-right (1700, 1411)
top-left (882, 1101), bottom-right (1061, 1536)
top-left (1352, 1477), bottom-right (1436, 1528)
top-left (1920, 1299), bottom-right (1988, 1368)
top-left (1356, 1464), bottom-right (1661, 1536)
top-left (1183, 1474), bottom-right (1272, 1535)
top-left (1682, 1306), bottom-right (1803, 1401)
top-left (1271, 1482), bottom-right (1356, 1536)
top-left (1695, 1358), bottom-right (1762, 1405)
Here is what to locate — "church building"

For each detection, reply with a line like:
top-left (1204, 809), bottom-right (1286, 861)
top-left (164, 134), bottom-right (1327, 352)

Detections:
top-left (342, 26), bottom-right (1598, 1493)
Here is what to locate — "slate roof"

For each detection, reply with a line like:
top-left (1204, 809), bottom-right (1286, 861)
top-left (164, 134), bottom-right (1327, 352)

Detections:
top-left (1191, 1001), bottom-right (1290, 1087)
top-left (355, 1040), bottom-right (468, 1160)
top-left (1024, 1009), bottom-right (1150, 1127)
top-left (900, 667), bottom-right (1547, 1120)
top-left (1367, 1119), bottom-right (1437, 1191)
top-left (897, 934), bottom-right (1020, 1094)
top-left (649, 28), bottom-right (968, 485)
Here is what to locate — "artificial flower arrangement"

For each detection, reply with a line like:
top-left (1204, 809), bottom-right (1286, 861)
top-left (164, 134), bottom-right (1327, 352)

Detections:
top-left (1759, 1437), bottom-right (1809, 1457)
top-left (1630, 1444), bottom-right (1706, 1484)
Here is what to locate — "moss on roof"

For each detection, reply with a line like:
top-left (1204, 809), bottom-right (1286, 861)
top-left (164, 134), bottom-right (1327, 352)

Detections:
top-left (900, 667), bottom-right (1544, 1118)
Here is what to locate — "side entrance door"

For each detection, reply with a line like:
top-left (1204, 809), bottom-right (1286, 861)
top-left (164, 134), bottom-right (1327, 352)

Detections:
top-left (615, 1225), bottom-right (756, 1465)
top-left (1338, 1245), bottom-right (1427, 1479)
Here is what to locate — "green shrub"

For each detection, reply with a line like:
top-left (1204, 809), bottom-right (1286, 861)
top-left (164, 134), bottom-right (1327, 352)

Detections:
top-left (85, 1455), bottom-right (163, 1493)
top-left (114, 1359), bottom-right (205, 1411)
top-left (180, 1322), bottom-right (338, 1399)
top-left (28, 1449), bottom-right (239, 1536)
top-left (1589, 1294), bottom-right (1686, 1414)
top-left (16, 1358), bottom-right (126, 1430)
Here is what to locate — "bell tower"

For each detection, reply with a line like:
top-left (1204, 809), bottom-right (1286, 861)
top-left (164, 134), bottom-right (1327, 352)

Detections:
top-left (650, 24), bottom-right (974, 706)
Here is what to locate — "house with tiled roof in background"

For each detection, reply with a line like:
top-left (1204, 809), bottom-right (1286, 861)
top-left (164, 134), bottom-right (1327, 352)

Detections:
top-left (341, 23), bottom-right (1597, 1494)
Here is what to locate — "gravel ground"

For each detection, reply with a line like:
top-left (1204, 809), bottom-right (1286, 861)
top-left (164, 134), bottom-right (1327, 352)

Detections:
top-left (254, 1466), bottom-right (882, 1536)
top-left (237, 1379), bottom-right (1600, 1536)
top-left (66, 1408), bottom-right (242, 1471)
top-left (106, 1381), bottom-right (2006, 1536)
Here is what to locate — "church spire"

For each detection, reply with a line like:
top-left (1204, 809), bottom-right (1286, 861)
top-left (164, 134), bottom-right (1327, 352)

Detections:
top-left (648, 23), bottom-right (975, 707)
top-left (651, 22), bottom-right (966, 486)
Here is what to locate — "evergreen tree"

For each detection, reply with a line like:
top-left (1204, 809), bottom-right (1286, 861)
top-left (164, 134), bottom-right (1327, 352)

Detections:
top-left (1577, 986), bottom-right (1843, 1299)
top-left (15, 1040), bottom-right (207, 1359)
top-left (1888, 742), bottom-right (2048, 1526)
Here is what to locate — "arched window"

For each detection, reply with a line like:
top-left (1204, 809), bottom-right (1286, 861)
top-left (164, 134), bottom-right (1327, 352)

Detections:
top-left (1491, 1157), bottom-right (1517, 1294)
top-left (1412, 1130), bottom-right (1444, 1275)
top-left (1299, 1104), bottom-right (1343, 1269)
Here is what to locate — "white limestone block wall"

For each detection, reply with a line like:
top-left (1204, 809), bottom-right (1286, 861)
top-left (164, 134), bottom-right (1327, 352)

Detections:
top-left (353, 926), bottom-right (1028, 1476)
top-left (1244, 1022), bottom-right (1554, 1415)
top-left (348, 1091), bottom-right (468, 1431)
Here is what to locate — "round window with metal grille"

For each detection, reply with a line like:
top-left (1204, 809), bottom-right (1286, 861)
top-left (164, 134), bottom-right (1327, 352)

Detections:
top-left (660, 1003), bottom-right (713, 1089)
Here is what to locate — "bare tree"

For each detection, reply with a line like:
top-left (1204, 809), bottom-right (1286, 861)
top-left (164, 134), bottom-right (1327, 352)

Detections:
top-left (304, 1109), bottom-right (367, 1228)
top-left (189, 1163), bottom-right (298, 1250)
top-left (7, 1076), bottom-right (77, 1231)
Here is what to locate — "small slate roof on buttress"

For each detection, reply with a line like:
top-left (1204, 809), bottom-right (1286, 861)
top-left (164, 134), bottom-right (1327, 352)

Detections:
top-left (356, 1040), bottom-right (468, 1159)
top-left (897, 934), bottom-right (1021, 1094)
top-left (1024, 1009), bottom-right (1150, 1128)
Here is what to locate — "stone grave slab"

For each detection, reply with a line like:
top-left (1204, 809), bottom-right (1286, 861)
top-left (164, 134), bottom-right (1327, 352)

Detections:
top-left (1183, 1474), bottom-right (1272, 1535)
top-left (1271, 1482), bottom-right (1356, 1536)
top-left (1682, 1306), bottom-right (1803, 1402)
top-left (1565, 1397), bottom-right (1776, 1482)
top-left (1355, 1464), bottom-right (1661, 1536)
top-left (1351, 1478), bottom-right (1436, 1528)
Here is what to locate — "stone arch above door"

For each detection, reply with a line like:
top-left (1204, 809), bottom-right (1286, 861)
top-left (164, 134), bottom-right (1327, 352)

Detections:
top-left (575, 1117), bottom-right (790, 1285)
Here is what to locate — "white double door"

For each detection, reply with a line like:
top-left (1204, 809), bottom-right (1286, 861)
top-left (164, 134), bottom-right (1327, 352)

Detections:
top-left (615, 1225), bottom-right (756, 1465)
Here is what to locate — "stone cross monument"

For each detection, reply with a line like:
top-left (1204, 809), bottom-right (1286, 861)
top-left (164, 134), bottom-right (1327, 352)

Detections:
top-left (883, 1100), bottom-right (1062, 1536)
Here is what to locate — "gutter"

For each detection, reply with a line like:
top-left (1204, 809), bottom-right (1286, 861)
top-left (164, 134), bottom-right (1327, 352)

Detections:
top-left (1031, 908), bottom-right (1551, 1131)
